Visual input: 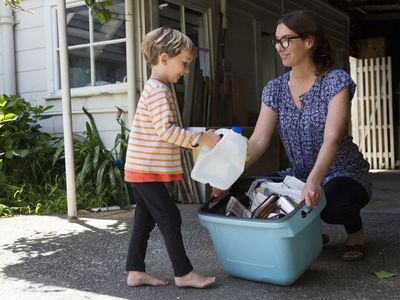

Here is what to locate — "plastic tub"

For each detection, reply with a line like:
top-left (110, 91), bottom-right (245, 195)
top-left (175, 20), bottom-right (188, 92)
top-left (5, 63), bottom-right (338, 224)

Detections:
top-left (198, 178), bottom-right (326, 285)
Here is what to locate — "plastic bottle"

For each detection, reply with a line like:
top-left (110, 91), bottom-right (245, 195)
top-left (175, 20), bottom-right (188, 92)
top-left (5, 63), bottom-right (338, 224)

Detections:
top-left (191, 126), bottom-right (247, 190)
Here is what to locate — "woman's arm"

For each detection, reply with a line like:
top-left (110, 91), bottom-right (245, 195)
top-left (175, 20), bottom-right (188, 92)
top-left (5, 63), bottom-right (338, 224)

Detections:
top-left (246, 103), bottom-right (277, 169)
top-left (302, 87), bottom-right (350, 208)
top-left (211, 103), bottom-right (276, 197)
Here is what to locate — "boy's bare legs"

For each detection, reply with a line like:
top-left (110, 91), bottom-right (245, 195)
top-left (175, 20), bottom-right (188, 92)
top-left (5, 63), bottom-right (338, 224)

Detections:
top-left (127, 271), bottom-right (168, 287)
top-left (175, 271), bottom-right (216, 288)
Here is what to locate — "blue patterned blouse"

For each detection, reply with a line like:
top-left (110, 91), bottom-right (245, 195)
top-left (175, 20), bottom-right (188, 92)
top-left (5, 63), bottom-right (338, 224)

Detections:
top-left (262, 69), bottom-right (371, 198)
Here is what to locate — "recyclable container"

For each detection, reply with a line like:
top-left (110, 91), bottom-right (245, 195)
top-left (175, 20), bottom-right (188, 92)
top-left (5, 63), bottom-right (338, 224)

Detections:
top-left (191, 127), bottom-right (247, 190)
top-left (198, 178), bottom-right (326, 285)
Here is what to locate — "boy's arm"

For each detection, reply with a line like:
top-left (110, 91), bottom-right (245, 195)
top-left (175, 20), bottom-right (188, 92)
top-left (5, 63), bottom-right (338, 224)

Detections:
top-left (147, 87), bottom-right (218, 148)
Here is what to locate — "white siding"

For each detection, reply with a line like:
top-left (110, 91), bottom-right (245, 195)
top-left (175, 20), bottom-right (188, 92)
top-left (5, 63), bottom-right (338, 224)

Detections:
top-left (0, 17), bottom-right (4, 92)
top-left (15, 25), bottom-right (46, 52)
top-left (42, 91), bottom-right (129, 149)
top-left (14, 3), bottom-right (47, 101)
top-left (16, 48), bottom-right (47, 72)
top-left (16, 69), bottom-right (47, 93)
top-left (12, 0), bottom-right (129, 149)
top-left (18, 90), bottom-right (49, 106)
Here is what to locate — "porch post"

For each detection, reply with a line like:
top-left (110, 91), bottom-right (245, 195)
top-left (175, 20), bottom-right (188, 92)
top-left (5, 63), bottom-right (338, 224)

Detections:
top-left (0, 1), bottom-right (16, 95)
top-left (126, 0), bottom-right (136, 125)
top-left (57, 0), bottom-right (77, 219)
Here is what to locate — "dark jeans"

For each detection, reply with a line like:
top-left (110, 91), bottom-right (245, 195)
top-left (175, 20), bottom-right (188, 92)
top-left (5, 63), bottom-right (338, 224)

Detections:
top-left (126, 182), bottom-right (193, 277)
top-left (322, 176), bottom-right (370, 234)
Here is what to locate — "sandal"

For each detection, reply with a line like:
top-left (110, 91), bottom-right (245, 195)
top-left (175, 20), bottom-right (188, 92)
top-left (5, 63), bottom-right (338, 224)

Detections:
top-left (341, 244), bottom-right (366, 261)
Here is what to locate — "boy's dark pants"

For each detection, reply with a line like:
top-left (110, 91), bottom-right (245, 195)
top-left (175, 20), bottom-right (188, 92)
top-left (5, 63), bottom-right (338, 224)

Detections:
top-left (126, 182), bottom-right (193, 277)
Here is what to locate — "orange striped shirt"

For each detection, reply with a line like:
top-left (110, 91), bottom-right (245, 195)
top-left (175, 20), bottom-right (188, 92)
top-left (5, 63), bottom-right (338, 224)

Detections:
top-left (124, 78), bottom-right (199, 182)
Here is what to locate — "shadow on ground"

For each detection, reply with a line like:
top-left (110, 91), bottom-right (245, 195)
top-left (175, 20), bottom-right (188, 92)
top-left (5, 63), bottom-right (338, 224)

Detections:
top-left (1, 172), bottom-right (400, 299)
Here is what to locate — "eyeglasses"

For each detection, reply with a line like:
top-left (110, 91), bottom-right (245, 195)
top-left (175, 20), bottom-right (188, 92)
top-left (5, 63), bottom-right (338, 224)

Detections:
top-left (271, 36), bottom-right (305, 49)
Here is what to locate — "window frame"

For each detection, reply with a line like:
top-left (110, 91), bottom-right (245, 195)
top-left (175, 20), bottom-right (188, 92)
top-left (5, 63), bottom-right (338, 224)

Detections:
top-left (152, 0), bottom-right (213, 79)
top-left (45, 0), bottom-right (128, 99)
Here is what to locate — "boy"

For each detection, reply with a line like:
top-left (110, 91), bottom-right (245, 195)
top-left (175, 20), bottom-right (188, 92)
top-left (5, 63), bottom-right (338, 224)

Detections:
top-left (124, 27), bottom-right (219, 288)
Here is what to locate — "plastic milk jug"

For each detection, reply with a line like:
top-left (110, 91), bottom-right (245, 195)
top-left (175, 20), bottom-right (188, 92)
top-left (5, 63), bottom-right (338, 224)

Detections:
top-left (191, 126), bottom-right (247, 190)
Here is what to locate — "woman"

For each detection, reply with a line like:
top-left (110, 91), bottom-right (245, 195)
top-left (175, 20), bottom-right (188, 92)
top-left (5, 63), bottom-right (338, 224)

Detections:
top-left (238, 10), bottom-right (370, 261)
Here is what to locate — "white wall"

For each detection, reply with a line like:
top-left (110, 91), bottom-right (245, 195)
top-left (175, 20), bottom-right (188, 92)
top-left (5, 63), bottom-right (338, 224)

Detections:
top-left (14, 0), bottom-right (48, 105)
top-left (0, 42), bottom-right (3, 92)
top-left (41, 92), bottom-right (129, 142)
top-left (12, 0), bottom-right (129, 150)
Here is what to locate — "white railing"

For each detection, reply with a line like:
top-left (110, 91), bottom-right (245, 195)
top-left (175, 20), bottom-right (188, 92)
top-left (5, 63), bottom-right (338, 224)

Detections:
top-left (350, 56), bottom-right (396, 169)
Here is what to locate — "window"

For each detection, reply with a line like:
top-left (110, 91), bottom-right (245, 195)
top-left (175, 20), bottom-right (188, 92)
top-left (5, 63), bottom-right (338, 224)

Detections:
top-left (156, 1), bottom-right (211, 125)
top-left (54, 0), bottom-right (126, 90)
top-left (158, 1), bottom-right (210, 77)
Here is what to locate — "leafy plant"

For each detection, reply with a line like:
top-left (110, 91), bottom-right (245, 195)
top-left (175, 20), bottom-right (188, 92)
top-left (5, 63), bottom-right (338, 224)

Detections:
top-left (54, 106), bottom-right (133, 209)
top-left (84, 0), bottom-right (113, 24)
top-left (0, 95), bottom-right (66, 216)
top-left (0, 96), bottom-right (132, 217)
top-left (5, 0), bottom-right (114, 24)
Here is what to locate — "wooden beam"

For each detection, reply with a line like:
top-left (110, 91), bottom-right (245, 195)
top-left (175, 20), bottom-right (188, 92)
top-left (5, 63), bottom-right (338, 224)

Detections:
top-left (363, 12), bottom-right (400, 21)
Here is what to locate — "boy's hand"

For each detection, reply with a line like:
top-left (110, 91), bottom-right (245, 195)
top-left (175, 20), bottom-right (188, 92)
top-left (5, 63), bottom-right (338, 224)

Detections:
top-left (198, 129), bottom-right (220, 148)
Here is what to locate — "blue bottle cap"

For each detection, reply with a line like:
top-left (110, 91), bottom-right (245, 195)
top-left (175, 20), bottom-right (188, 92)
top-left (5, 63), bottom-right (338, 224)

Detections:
top-left (231, 126), bottom-right (242, 134)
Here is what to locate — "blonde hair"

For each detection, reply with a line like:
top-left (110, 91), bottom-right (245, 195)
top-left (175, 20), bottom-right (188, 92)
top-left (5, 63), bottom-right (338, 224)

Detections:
top-left (141, 27), bottom-right (197, 66)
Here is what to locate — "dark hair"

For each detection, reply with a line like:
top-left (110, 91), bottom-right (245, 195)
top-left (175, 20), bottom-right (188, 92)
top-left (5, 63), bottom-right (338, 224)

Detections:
top-left (277, 10), bottom-right (334, 75)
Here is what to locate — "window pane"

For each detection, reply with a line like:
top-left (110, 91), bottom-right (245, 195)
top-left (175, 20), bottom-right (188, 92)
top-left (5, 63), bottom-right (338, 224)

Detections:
top-left (184, 8), bottom-right (203, 48)
top-left (93, 0), bottom-right (125, 42)
top-left (159, 1), bottom-right (181, 30)
top-left (69, 47), bottom-right (91, 88)
top-left (94, 43), bottom-right (127, 85)
top-left (66, 6), bottom-right (89, 46)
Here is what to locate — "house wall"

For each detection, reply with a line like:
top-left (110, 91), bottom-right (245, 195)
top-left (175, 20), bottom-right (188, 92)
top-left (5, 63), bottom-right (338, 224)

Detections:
top-left (8, 0), bottom-right (129, 150)
top-left (7, 0), bottom-right (219, 150)
top-left (224, 0), bottom-right (350, 122)
top-left (14, 0), bottom-right (48, 106)
top-left (0, 42), bottom-right (3, 92)
top-left (222, 0), bottom-right (350, 174)
top-left (4, 0), bottom-right (349, 154)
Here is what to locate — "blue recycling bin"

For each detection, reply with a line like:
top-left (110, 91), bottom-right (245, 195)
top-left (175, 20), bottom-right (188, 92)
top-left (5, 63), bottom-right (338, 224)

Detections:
top-left (198, 179), bottom-right (326, 285)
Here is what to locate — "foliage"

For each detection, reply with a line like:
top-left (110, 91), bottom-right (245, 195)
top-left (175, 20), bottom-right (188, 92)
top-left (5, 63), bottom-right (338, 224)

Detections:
top-left (0, 95), bottom-right (67, 216)
top-left (53, 106), bottom-right (133, 210)
top-left (4, 0), bottom-right (113, 24)
top-left (84, 0), bottom-right (113, 24)
top-left (0, 96), bottom-right (132, 217)
top-left (0, 94), bottom-right (54, 163)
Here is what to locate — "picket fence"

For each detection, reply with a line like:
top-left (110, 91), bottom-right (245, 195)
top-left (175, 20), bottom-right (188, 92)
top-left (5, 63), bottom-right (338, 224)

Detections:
top-left (349, 56), bottom-right (396, 169)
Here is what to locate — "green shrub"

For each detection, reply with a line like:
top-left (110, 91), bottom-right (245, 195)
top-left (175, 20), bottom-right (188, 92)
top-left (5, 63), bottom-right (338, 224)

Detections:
top-left (0, 95), bottom-right (133, 217)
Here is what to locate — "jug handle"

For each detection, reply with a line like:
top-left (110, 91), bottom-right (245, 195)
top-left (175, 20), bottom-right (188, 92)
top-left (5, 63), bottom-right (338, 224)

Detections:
top-left (199, 129), bottom-right (226, 153)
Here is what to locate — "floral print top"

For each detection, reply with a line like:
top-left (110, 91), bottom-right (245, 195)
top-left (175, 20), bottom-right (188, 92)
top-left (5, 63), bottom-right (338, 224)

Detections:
top-left (262, 69), bottom-right (371, 198)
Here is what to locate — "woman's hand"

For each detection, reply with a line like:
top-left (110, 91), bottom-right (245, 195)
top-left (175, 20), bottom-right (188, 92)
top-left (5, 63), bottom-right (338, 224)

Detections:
top-left (211, 187), bottom-right (230, 199)
top-left (301, 180), bottom-right (322, 209)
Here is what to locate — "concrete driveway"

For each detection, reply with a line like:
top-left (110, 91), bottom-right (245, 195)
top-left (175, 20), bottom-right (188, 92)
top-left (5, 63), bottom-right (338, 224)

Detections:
top-left (1, 171), bottom-right (399, 300)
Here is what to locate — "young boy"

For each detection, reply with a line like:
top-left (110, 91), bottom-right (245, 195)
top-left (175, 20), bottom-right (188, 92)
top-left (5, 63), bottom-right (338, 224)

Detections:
top-left (124, 27), bottom-right (219, 288)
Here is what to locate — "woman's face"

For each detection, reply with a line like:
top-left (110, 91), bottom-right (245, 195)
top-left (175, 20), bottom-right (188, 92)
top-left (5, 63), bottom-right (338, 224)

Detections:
top-left (274, 23), bottom-right (312, 68)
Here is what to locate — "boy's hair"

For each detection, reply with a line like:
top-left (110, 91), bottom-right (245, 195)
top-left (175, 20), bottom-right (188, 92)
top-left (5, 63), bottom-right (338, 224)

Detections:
top-left (141, 27), bottom-right (198, 66)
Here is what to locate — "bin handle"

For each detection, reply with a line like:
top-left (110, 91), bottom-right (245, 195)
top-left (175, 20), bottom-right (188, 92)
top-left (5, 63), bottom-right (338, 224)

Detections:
top-left (301, 207), bottom-right (313, 218)
top-left (208, 198), bottom-right (220, 209)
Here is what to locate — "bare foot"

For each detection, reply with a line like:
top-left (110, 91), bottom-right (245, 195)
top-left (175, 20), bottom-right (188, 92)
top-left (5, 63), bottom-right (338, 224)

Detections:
top-left (127, 271), bottom-right (168, 287)
top-left (175, 271), bottom-right (216, 288)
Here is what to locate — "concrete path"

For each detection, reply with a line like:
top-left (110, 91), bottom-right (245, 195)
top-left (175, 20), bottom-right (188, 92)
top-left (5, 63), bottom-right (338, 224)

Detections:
top-left (1, 171), bottom-right (399, 300)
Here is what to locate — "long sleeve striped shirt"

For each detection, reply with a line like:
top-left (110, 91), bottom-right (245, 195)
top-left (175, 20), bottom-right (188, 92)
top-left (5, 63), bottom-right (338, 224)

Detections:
top-left (124, 78), bottom-right (199, 182)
